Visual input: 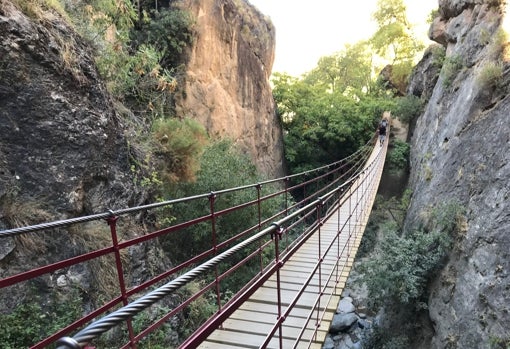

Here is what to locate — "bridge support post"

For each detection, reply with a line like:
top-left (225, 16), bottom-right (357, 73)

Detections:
top-left (106, 213), bottom-right (136, 349)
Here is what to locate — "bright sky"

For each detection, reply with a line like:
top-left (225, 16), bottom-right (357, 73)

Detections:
top-left (248, 0), bottom-right (437, 76)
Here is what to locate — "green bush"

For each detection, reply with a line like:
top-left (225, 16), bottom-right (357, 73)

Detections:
top-left (97, 44), bottom-right (178, 117)
top-left (130, 7), bottom-right (195, 67)
top-left (151, 117), bottom-right (208, 184)
top-left (387, 139), bottom-right (410, 173)
top-left (393, 95), bottom-right (423, 124)
top-left (441, 54), bottom-right (464, 88)
top-left (359, 200), bottom-right (465, 310)
top-left (161, 139), bottom-right (286, 289)
top-left (0, 289), bottom-right (83, 349)
top-left (476, 61), bottom-right (503, 88)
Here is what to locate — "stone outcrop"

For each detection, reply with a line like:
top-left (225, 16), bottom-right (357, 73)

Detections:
top-left (0, 0), bottom-right (140, 221)
top-left (407, 44), bottom-right (444, 103)
top-left (406, 0), bottom-right (510, 347)
top-left (174, 0), bottom-right (285, 178)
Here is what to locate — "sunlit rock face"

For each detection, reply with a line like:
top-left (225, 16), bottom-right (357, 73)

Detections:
top-left (174, 0), bottom-right (285, 178)
top-left (407, 0), bottom-right (510, 347)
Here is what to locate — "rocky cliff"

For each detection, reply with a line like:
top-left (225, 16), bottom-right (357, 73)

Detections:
top-left (0, 0), bottom-right (140, 221)
top-left (174, 0), bottom-right (285, 178)
top-left (0, 0), bottom-right (284, 335)
top-left (406, 0), bottom-right (510, 347)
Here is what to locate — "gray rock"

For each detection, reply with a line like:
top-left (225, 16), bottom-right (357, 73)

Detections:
top-left (0, 238), bottom-right (15, 260)
top-left (404, 0), bottom-right (510, 347)
top-left (337, 297), bottom-right (356, 314)
top-left (351, 341), bottom-right (362, 349)
top-left (322, 335), bottom-right (335, 349)
top-left (330, 313), bottom-right (359, 334)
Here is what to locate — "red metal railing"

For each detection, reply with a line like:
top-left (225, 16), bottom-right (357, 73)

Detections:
top-left (0, 137), bottom-right (379, 349)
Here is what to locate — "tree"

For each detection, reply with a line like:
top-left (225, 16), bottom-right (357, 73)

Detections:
top-left (271, 72), bottom-right (394, 174)
top-left (370, 0), bottom-right (423, 63)
top-left (369, 0), bottom-right (424, 94)
top-left (303, 41), bottom-right (374, 95)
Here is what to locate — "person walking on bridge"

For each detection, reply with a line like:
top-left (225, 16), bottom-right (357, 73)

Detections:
top-left (378, 118), bottom-right (388, 146)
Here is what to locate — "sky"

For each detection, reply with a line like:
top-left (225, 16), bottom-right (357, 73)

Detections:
top-left (247, 0), bottom-right (438, 76)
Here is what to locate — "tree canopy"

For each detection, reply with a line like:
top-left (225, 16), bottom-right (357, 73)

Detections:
top-left (272, 0), bottom-right (428, 175)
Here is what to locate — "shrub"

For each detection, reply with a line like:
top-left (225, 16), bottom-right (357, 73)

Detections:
top-left (0, 289), bottom-right (83, 349)
top-left (160, 139), bottom-right (286, 288)
top-left (430, 44), bottom-right (446, 69)
top-left (387, 139), bottom-right (410, 173)
top-left (476, 60), bottom-right (503, 88)
top-left (393, 95), bottom-right (423, 124)
top-left (151, 117), bottom-right (208, 184)
top-left (130, 7), bottom-right (195, 68)
top-left (97, 44), bottom-right (178, 118)
top-left (441, 54), bottom-right (464, 88)
top-left (359, 201), bottom-right (465, 310)
top-left (427, 9), bottom-right (439, 24)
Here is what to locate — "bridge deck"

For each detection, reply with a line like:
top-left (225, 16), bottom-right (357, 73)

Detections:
top-left (198, 142), bottom-right (387, 349)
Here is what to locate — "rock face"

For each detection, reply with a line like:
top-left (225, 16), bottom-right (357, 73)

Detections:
top-left (0, 0), bottom-right (139, 220)
top-left (174, 0), bottom-right (285, 178)
top-left (406, 0), bottom-right (510, 347)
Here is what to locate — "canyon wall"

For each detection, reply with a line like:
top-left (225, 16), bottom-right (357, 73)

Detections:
top-left (174, 0), bottom-right (285, 178)
top-left (406, 0), bottom-right (510, 347)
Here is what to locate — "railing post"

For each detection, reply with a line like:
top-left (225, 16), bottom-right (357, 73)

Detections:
top-left (336, 187), bottom-right (344, 293)
top-left (209, 192), bottom-right (222, 313)
top-left (315, 197), bottom-right (324, 335)
top-left (284, 177), bottom-right (290, 216)
top-left (270, 224), bottom-right (284, 349)
top-left (256, 184), bottom-right (264, 275)
top-left (106, 213), bottom-right (136, 349)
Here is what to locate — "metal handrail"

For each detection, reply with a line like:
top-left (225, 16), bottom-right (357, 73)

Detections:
top-left (0, 133), bottom-right (380, 349)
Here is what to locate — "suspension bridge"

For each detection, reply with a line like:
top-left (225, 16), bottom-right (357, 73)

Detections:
top-left (0, 132), bottom-right (388, 349)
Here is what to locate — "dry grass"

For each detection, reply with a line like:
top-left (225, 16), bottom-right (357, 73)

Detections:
top-left (1, 198), bottom-right (54, 254)
top-left (68, 221), bottom-right (131, 297)
top-left (476, 60), bottom-right (503, 88)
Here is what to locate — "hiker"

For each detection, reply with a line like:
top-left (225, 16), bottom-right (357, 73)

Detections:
top-left (378, 119), bottom-right (387, 146)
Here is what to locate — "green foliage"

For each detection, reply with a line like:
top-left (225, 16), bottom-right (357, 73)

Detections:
top-left (393, 95), bottom-right (423, 124)
top-left (131, 307), bottom-right (173, 349)
top-left (476, 61), bottom-right (503, 88)
top-left (430, 44), bottom-right (446, 69)
top-left (362, 323), bottom-right (411, 349)
top-left (489, 336), bottom-right (510, 349)
top-left (427, 8), bottom-right (439, 24)
top-left (387, 139), bottom-right (410, 173)
top-left (359, 200), bottom-right (465, 310)
top-left (159, 139), bottom-right (287, 298)
top-left (488, 28), bottom-right (508, 59)
top-left (370, 0), bottom-right (424, 64)
top-left (391, 60), bottom-right (414, 89)
top-left (177, 281), bottom-right (218, 339)
top-left (271, 72), bottom-right (395, 174)
top-left (130, 7), bottom-right (195, 67)
top-left (161, 139), bottom-right (283, 268)
top-left (97, 44), bottom-right (178, 117)
top-left (372, 0), bottom-right (408, 27)
top-left (441, 54), bottom-right (464, 88)
top-left (303, 42), bottom-right (374, 95)
top-left (360, 228), bottom-right (451, 309)
top-left (0, 289), bottom-right (83, 349)
top-left (151, 117), bottom-right (208, 184)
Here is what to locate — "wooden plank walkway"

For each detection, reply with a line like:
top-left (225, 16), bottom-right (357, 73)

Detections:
top-left (198, 140), bottom-right (388, 349)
